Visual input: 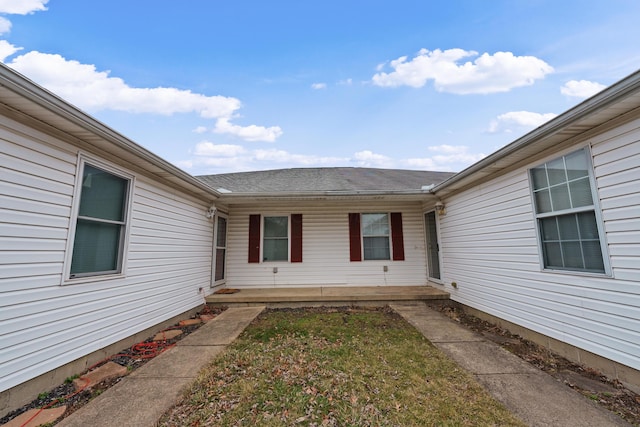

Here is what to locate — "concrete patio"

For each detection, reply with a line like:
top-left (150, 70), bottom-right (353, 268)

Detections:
top-left (205, 284), bottom-right (450, 307)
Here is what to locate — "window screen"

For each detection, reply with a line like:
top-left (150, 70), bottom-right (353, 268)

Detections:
top-left (70, 164), bottom-right (130, 277)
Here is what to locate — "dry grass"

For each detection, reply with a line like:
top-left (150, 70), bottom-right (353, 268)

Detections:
top-left (160, 307), bottom-right (525, 426)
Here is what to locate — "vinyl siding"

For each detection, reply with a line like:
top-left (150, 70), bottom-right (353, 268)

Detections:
top-left (224, 201), bottom-right (428, 287)
top-left (440, 118), bottom-right (640, 371)
top-left (0, 115), bottom-right (213, 392)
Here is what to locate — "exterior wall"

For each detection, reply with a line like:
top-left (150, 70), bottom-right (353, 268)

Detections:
top-left (0, 114), bottom-right (214, 395)
top-left (439, 117), bottom-right (640, 373)
top-left (224, 201), bottom-right (428, 287)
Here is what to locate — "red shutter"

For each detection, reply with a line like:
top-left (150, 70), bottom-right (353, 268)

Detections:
top-left (291, 214), bottom-right (303, 263)
top-left (390, 212), bottom-right (405, 261)
top-left (248, 214), bottom-right (261, 263)
top-left (348, 213), bottom-right (362, 262)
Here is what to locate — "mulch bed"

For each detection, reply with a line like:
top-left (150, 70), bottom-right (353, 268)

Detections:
top-left (434, 304), bottom-right (640, 426)
top-left (0, 306), bottom-right (227, 426)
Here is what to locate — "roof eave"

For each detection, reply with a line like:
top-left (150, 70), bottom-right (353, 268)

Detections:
top-left (217, 188), bottom-right (438, 202)
top-left (0, 63), bottom-right (220, 200)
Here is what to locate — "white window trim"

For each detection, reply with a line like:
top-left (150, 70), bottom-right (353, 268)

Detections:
top-left (529, 145), bottom-right (612, 277)
top-left (212, 211), bottom-right (228, 286)
top-left (261, 214), bottom-right (290, 263)
top-left (424, 209), bottom-right (444, 284)
top-left (61, 154), bottom-right (135, 285)
top-left (361, 212), bottom-right (392, 261)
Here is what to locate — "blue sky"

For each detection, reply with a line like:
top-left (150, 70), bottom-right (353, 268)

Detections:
top-left (1, 1), bottom-right (640, 175)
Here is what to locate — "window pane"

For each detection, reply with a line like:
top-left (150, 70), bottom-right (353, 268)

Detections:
top-left (79, 165), bottom-right (127, 221)
top-left (543, 242), bottom-right (563, 268)
top-left (564, 149), bottom-right (589, 180)
top-left (550, 184), bottom-right (571, 211)
top-left (264, 216), bottom-right (288, 237)
top-left (363, 236), bottom-right (390, 260)
top-left (540, 217), bottom-right (559, 241)
top-left (263, 239), bottom-right (288, 261)
top-left (577, 211), bottom-right (600, 239)
top-left (546, 157), bottom-right (566, 186)
top-left (215, 248), bottom-right (225, 281)
top-left (216, 217), bottom-right (227, 247)
top-left (362, 213), bottom-right (389, 236)
top-left (71, 220), bottom-right (121, 274)
top-left (569, 177), bottom-right (593, 208)
top-left (531, 167), bottom-right (548, 190)
top-left (582, 241), bottom-right (605, 272)
top-left (558, 214), bottom-right (579, 240)
top-left (562, 241), bottom-right (584, 269)
top-left (532, 150), bottom-right (606, 274)
top-left (535, 189), bottom-right (552, 213)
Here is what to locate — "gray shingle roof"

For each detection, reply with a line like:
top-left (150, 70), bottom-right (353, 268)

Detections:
top-left (196, 168), bottom-right (456, 194)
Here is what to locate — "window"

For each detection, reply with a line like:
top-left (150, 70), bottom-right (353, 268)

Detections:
top-left (362, 213), bottom-right (390, 260)
top-left (348, 212), bottom-right (405, 261)
top-left (248, 214), bottom-right (303, 263)
top-left (530, 148), bottom-right (606, 273)
top-left (214, 216), bottom-right (227, 282)
top-left (263, 216), bottom-right (289, 261)
top-left (69, 162), bottom-right (131, 278)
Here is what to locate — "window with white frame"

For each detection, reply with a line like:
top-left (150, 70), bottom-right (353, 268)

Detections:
top-left (69, 162), bottom-right (131, 278)
top-left (263, 216), bottom-right (288, 261)
top-left (362, 213), bottom-right (390, 260)
top-left (530, 148), bottom-right (606, 273)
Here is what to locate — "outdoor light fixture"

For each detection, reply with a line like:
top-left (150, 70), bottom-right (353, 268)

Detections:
top-left (205, 206), bottom-right (217, 219)
top-left (434, 201), bottom-right (446, 216)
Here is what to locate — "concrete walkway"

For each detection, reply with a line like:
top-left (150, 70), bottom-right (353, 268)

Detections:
top-left (57, 306), bottom-right (265, 427)
top-left (54, 303), bottom-right (631, 427)
top-left (391, 303), bottom-right (631, 427)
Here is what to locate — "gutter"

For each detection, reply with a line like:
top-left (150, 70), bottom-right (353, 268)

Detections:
top-left (432, 68), bottom-right (640, 194)
top-left (216, 188), bottom-right (439, 199)
top-left (0, 63), bottom-right (220, 199)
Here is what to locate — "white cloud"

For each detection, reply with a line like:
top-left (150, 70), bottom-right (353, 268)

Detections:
top-left (254, 149), bottom-right (345, 165)
top-left (338, 78), bottom-right (353, 86)
top-left (0, 0), bottom-right (48, 14)
top-left (193, 126), bottom-right (208, 134)
top-left (0, 39), bottom-right (20, 61)
top-left (193, 141), bottom-right (246, 157)
top-left (181, 145), bottom-right (349, 173)
top-left (3, 51), bottom-right (282, 142)
top-left (311, 82), bottom-right (327, 90)
top-left (7, 51), bottom-right (241, 118)
top-left (214, 117), bottom-right (283, 142)
top-left (0, 0), bottom-right (48, 35)
top-left (372, 48), bottom-right (553, 94)
top-left (561, 80), bottom-right (606, 99)
top-left (0, 16), bottom-right (11, 33)
top-left (427, 144), bottom-right (468, 154)
top-left (488, 111), bottom-right (557, 133)
top-left (407, 145), bottom-right (486, 171)
top-left (181, 142), bottom-right (485, 175)
top-left (353, 150), bottom-right (395, 168)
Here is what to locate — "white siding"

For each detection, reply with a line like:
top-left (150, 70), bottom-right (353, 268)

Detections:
top-left (0, 115), bottom-right (214, 392)
top-left (440, 118), bottom-right (640, 371)
top-left (225, 201), bottom-right (428, 288)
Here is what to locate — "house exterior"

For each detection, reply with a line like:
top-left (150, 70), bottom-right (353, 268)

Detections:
top-left (197, 168), bottom-right (454, 289)
top-left (431, 79), bottom-right (640, 389)
top-left (0, 64), bottom-right (221, 415)
top-left (1, 61), bottom-right (639, 415)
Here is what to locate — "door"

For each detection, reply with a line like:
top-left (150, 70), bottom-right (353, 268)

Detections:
top-left (214, 216), bottom-right (227, 282)
top-left (424, 211), bottom-right (441, 280)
